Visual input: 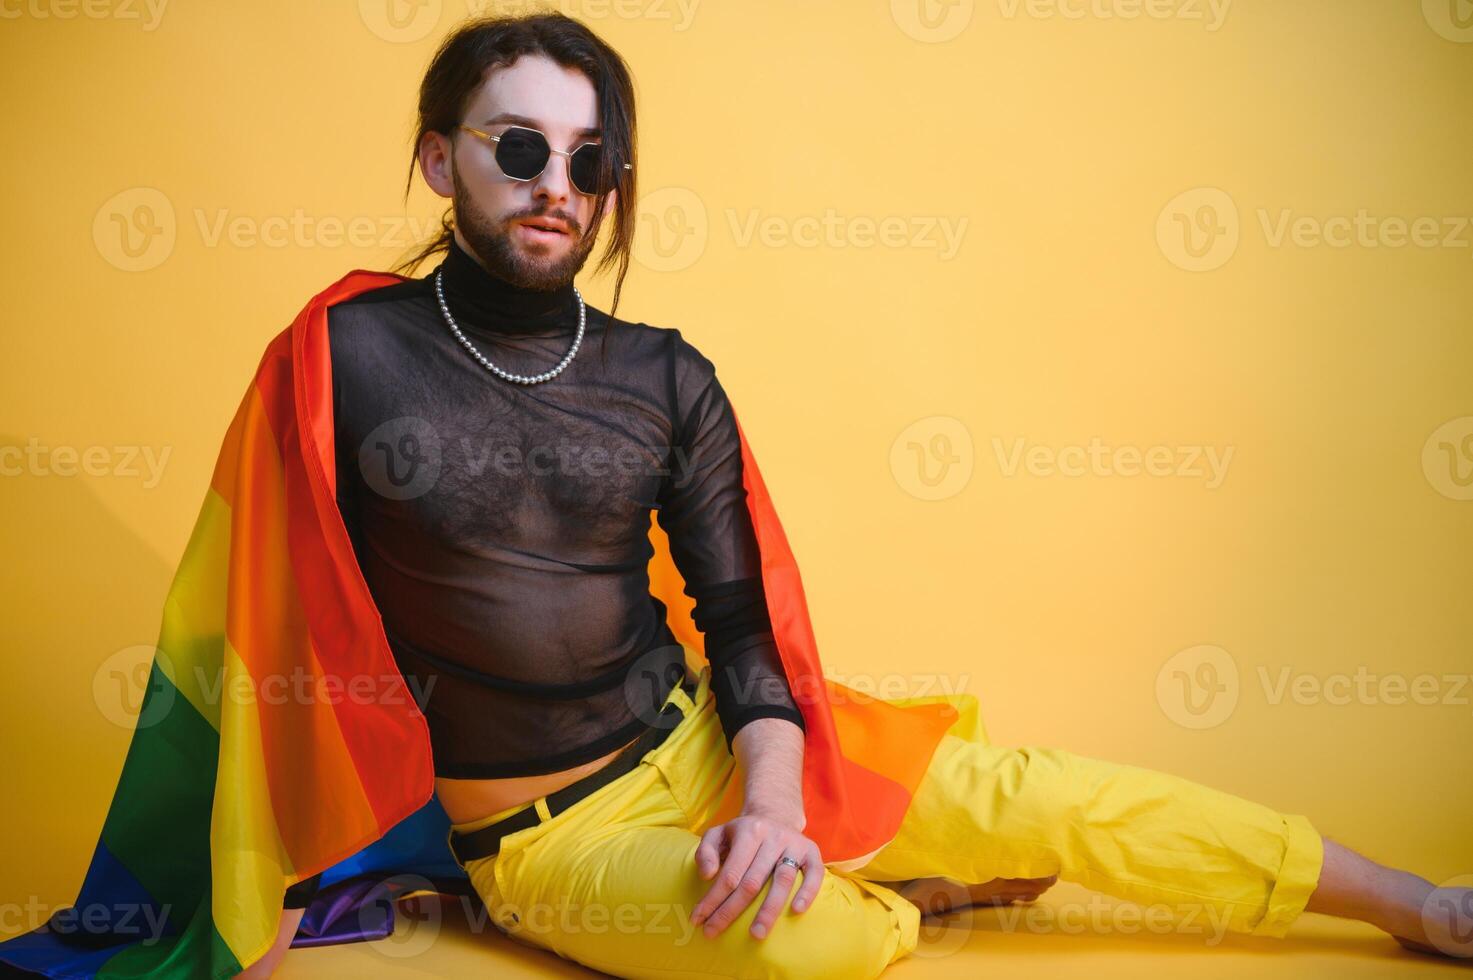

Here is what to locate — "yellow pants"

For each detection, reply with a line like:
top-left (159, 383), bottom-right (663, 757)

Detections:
top-left (448, 666), bottom-right (1324, 979)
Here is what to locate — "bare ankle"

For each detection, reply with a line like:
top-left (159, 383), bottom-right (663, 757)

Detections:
top-left (1304, 836), bottom-right (1436, 937)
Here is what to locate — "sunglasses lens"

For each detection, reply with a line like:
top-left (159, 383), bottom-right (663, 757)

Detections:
top-left (570, 144), bottom-right (618, 196)
top-left (494, 127), bottom-right (549, 180)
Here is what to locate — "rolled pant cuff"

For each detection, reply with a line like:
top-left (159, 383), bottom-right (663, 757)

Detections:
top-left (1250, 812), bottom-right (1323, 938)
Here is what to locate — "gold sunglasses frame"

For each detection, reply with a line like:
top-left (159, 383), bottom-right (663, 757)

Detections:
top-left (458, 124), bottom-right (632, 194)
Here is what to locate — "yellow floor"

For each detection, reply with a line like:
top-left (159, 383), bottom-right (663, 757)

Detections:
top-left (274, 882), bottom-right (1460, 979)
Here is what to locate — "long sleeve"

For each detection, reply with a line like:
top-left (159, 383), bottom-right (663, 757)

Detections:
top-left (330, 343), bottom-right (367, 564)
top-left (322, 260), bottom-right (807, 780)
top-left (655, 330), bottom-right (806, 752)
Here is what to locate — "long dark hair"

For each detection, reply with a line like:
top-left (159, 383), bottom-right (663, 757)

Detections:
top-left (391, 12), bottom-right (639, 341)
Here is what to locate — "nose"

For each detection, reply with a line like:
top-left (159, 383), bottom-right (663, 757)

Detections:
top-left (529, 148), bottom-right (574, 209)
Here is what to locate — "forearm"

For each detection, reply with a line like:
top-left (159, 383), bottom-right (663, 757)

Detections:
top-left (731, 716), bottom-right (806, 830)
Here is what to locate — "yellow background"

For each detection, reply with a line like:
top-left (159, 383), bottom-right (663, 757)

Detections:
top-left (2, 1), bottom-right (1470, 976)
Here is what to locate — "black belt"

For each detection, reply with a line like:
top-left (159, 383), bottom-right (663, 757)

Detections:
top-left (447, 674), bottom-right (696, 866)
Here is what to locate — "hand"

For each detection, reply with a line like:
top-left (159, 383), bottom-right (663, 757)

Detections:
top-left (689, 811), bottom-right (824, 940)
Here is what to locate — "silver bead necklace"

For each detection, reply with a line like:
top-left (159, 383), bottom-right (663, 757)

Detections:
top-left (433, 266), bottom-right (585, 385)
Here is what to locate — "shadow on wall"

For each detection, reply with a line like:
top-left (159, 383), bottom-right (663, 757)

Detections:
top-left (0, 434), bottom-right (175, 929)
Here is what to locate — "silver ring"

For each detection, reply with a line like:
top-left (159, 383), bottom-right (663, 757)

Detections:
top-left (777, 856), bottom-right (801, 871)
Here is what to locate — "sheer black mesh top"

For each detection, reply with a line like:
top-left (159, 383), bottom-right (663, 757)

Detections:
top-left (327, 236), bottom-right (806, 778)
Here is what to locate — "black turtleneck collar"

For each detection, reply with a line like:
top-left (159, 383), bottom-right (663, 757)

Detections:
top-left (434, 234), bottom-right (579, 338)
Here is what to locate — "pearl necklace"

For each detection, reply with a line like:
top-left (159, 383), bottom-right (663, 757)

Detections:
top-left (433, 267), bottom-right (586, 385)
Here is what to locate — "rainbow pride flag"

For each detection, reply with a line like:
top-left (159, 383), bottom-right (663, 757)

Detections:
top-left (0, 270), bottom-right (974, 978)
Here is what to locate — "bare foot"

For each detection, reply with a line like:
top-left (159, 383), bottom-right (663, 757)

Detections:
top-left (1307, 836), bottom-right (1473, 959)
top-left (1391, 885), bottom-right (1473, 960)
top-left (1394, 936), bottom-right (1444, 956)
top-left (897, 875), bottom-right (1058, 917)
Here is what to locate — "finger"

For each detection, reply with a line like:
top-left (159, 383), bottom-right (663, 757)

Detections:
top-left (789, 844), bottom-right (824, 913)
top-left (695, 826), bottom-right (767, 936)
top-left (690, 826), bottom-right (732, 925)
top-left (749, 846), bottom-right (802, 939)
top-left (707, 837), bottom-right (786, 939)
top-left (693, 826), bottom-right (726, 880)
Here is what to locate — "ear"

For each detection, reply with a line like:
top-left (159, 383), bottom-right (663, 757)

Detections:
top-left (418, 130), bottom-right (455, 199)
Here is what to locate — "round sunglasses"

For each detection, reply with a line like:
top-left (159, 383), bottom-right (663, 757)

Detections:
top-left (458, 124), bottom-right (631, 196)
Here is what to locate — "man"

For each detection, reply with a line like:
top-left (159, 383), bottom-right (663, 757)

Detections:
top-left (104, 11), bottom-right (1473, 980)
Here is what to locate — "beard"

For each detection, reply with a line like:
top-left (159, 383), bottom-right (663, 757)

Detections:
top-left (450, 160), bottom-right (596, 291)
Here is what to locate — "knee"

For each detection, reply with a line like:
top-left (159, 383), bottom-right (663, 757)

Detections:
top-left (983, 745), bottom-right (1100, 850)
top-left (745, 928), bottom-right (882, 980)
top-left (995, 744), bottom-right (1191, 856)
top-left (741, 884), bottom-right (892, 980)
top-left (992, 745), bottom-right (1089, 810)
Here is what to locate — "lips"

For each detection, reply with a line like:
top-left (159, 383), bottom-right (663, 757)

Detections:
top-left (514, 219), bottom-right (572, 247)
top-left (517, 218), bottom-right (570, 236)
